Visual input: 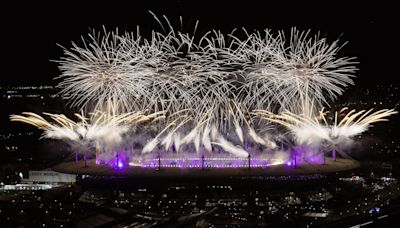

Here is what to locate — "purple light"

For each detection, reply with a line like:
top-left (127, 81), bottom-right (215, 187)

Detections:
top-left (125, 157), bottom-right (286, 169)
top-left (98, 152), bottom-right (291, 169)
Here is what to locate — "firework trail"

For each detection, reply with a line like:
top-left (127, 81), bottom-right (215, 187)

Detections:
top-left (253, 107), bottom-right (397, 147)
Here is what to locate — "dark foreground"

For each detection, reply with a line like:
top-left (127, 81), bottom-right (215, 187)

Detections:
top-left (1, 164), bottom-right (399, 227)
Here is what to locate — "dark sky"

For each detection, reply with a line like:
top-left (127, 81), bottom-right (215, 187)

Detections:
top-left (1, 1), bottom-right (398, 87)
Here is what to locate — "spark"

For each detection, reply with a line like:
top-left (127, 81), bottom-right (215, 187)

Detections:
top-left (10, 110), bottom-right (164, 150)
top-left (253, 108), bottom-right (397, 146)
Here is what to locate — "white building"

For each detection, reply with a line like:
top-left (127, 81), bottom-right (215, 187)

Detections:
top-left (21, 170), bottom-right (76, 184)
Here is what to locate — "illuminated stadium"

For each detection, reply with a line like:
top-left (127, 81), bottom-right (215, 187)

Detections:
top-left (10, 14), bottom-right (396, 174)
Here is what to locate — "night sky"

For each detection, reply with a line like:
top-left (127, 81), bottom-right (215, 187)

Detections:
top-left (1, 1), bottom-right (398, 87)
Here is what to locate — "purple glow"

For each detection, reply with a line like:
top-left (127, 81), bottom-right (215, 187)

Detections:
top-left (305, 153), bottom-right (325, 164)
top-left (128, 156), bottom-right (288, 168)
top-left (94, 147), bottom-right (326, 169)
top-left (96, 150), bottom-right (130, 169)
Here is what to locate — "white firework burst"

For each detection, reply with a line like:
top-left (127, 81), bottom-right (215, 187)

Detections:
top-left (10, 110), bottom-right (165, 150)
top-left (55, 27), bottom-right (174, 115)
top-left (253, 107), bottom-right (397, 147)
top-left (239, 28), bottom-right (357, 114)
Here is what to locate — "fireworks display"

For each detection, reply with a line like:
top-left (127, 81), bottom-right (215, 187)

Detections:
top-left (253, 107), bottom-right (397, 147)
top-left (10, 15), bottom-right (397, 169)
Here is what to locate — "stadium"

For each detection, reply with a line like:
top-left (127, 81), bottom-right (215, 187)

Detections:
top-left (10, 15), bottom-right (396, 175)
